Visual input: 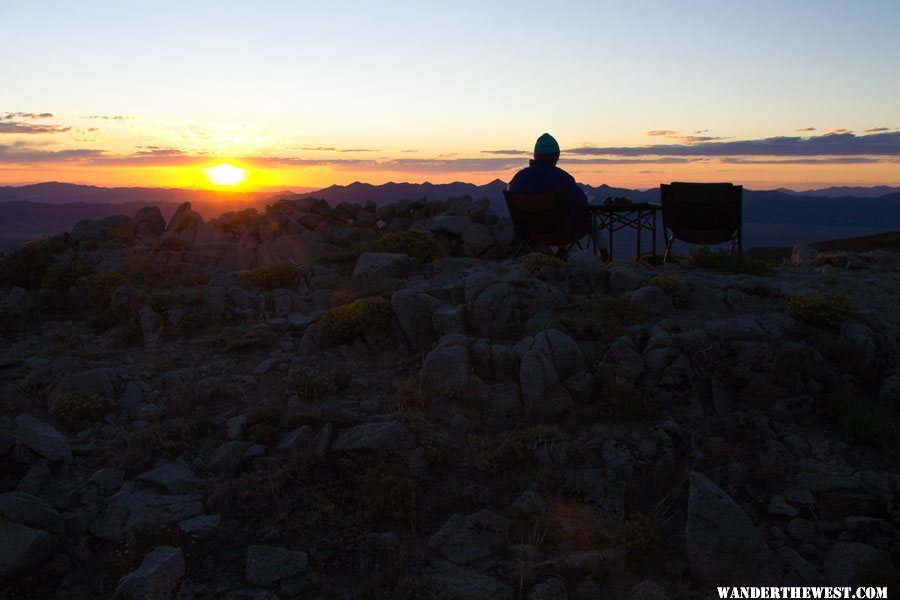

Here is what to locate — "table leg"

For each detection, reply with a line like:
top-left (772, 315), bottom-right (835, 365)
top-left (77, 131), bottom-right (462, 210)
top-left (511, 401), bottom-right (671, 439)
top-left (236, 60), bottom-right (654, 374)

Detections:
top-left (608, 219), bottom-right (614, 261)
top-left (591, 211), bottom-right (598, 256)
top-left (652, 211), bottom-right (657, 260)
top-left (637, 210), bottom-right (643, 260)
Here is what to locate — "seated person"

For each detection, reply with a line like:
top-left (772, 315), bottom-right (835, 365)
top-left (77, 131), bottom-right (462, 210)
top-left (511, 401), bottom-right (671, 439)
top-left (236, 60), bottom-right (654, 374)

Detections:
top-left (508, 133), bottom-right (608, 257)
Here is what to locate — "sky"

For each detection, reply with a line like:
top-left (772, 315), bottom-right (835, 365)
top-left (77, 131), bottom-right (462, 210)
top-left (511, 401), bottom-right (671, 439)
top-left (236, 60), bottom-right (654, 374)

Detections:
top-left (1, 0), bottom-right (899, 191)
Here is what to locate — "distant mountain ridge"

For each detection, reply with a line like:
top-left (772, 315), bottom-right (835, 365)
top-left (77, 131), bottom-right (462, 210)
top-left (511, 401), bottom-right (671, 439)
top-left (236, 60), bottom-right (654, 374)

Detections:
top-left (2, 181), bottom-right (899, 251)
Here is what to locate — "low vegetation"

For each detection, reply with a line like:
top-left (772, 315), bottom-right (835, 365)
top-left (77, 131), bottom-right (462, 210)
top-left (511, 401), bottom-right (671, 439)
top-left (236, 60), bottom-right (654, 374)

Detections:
top-left (522, 252), bottom-right (564, 273)
top-left (786, 290), bottom-right (856, 327)
top-left (318, 295), bottom-right (393, 344)
top-left (372, 229), bottom-right (443, 262)
top-left (239, 261), bottom-right (299, 290)
top-left (645, 275), bottom-right (691, 308)
top-left (50, 392), bottom-right (117, 421)
top-left (688, 246), bottom-right (775, 276)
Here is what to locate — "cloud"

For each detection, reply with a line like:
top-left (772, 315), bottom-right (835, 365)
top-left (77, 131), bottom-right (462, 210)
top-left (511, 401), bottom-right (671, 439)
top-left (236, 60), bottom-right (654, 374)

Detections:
top-left (400, 149), bottom-right (418, 153)
top-left (796, 127), bottom-right (816, 132)
top-left (721, 157), bottom-right (882, 164)
top-left (647, 130), bottom-right (677, 136)
top-left (671, 135), bottom-right (730, 143)
top-left (0, 122), bottom-right (72, 134)
top-left (866, 127), bottom-right (891, 133)
top-left (566, 132), bottom-right (900, 157)
top-left (80, 115), bottom-right (130, 120)
top-left (1, 112), bottom-right (54, 120)
top-left (292, 146), bottom-right (378, 152)
top-left (0, 144), bottom-right (104, 162)
top-left (480, 149), bottom-right (530, 155)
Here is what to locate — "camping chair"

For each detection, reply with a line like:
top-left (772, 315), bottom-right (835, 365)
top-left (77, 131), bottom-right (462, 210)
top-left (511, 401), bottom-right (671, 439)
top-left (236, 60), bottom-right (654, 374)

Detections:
top-left (503, 189), bottom-right (588, 257)
top-left (660, 182), bottom-right (743, 263)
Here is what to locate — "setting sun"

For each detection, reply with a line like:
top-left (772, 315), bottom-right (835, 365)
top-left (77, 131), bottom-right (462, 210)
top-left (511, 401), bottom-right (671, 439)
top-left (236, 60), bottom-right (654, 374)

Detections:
top-left (204, 163), bottom-right (248, 186)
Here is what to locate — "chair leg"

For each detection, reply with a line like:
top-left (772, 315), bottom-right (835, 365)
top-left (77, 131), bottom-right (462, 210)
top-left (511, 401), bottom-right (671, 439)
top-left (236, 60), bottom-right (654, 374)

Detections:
top-left (663, 236), bottom-right (675, 263)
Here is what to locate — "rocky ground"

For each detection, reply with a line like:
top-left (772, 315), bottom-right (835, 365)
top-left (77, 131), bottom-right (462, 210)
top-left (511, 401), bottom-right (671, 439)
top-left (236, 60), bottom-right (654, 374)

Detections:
top-left (0, 196), bottom-right (898, 599)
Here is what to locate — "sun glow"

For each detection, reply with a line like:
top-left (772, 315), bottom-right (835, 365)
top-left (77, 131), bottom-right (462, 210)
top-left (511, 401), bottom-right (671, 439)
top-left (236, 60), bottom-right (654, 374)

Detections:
top-left (204, 163), bottom-right (248, 186)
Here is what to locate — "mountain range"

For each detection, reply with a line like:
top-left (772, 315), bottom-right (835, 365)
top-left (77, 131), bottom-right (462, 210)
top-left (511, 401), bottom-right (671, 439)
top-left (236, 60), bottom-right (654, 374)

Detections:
top-left (1, 181), bottom-right (899, 251)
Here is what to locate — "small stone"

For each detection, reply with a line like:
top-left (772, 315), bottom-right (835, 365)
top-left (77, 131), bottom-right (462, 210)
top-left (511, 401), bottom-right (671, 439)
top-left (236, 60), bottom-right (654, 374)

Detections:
top-left (767, 495), bottom-right (798, 518)
top-left (787, 518), bottom-right (816, 542)
top-left (138, 463), bottom-right (202, 494)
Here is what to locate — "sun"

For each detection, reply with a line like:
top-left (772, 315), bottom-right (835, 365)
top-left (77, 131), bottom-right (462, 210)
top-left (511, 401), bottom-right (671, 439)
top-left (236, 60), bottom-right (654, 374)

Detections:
top-left (204, 163), bottom-right (248, 186)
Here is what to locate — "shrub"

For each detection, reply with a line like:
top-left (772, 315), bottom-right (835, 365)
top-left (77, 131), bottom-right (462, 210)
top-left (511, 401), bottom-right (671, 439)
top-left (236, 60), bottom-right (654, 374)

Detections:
top-left (50, 392), bottom-right (117, 420)
top-left (283, 367), bottom-right (348, 402)
top-left (0, 234), bottom-right (69, 289)
top-left (372, 229), bottom-right (443, 262)
top-left (522, 252), bottom-right (564, 274)
top-left (41, 260), bottom-right (95, 293)
top-left (76, 271), bottom-right (126, 309)
top-left (122, 252), bottom-right (175, 286)
top-left (646, 275), bottom-right (691, 308)
top-left (563, 296), bottom-right (648, 342)
top-left (318, 296), bottom-right (393, 344)
top-left (689, 247), bottom-right (774, 276)
top-left (469, 425), bottom-right (567, 472)
top-left (239, 262), bottom-right (299, 290)
top-left (355, 461), bottom-right (420, 523)
top-left (786, 290), bottom-right (856, 327)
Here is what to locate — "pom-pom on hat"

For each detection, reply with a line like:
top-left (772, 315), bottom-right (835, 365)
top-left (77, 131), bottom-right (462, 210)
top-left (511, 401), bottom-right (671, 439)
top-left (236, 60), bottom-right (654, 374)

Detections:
top-left (534, 133), bottom-right (560, 155)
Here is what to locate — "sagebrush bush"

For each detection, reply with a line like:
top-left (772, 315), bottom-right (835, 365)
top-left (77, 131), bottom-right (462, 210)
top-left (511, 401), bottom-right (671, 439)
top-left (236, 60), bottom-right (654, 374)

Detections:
top-left (239, 262), bottom-right (299, 290)
top-left (468, 425), bottom-right (567, 472)
top-left (372, 229), bottom-right (443, 262)
top-left (522, 252), bottom-right (565, 274)
top-left (50, 392), bottom-right (117, 420)
top-left (318, 296), bottom-right (393, 344)
top-left (786, 290), bottom-right (856, 327)
top-left (689, 247), bottom-right (774, 276)
top-left (646, 275), bottom-right (691, 308)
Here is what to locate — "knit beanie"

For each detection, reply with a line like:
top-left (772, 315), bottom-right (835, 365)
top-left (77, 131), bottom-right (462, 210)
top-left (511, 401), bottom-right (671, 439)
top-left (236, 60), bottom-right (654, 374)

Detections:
top-left (534, 133), bottom-right (560, 155)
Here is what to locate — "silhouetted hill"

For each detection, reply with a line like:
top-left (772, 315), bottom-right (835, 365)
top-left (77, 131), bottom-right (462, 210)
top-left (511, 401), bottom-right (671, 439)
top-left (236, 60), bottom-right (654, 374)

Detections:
top-left (0, 181), bottom-right (285, 206)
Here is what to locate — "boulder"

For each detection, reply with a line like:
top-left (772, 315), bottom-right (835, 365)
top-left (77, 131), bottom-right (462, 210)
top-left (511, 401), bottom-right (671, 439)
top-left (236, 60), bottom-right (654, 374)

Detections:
top-left (138, 463), bottom-right (202, 495)
top-left (685, 472), bottom-right (781, 585)
top-left (392, 288), bottom-right (443, 351)
top-left (427, 215), bottom-right (472, 236)
top-left (52, 368), bottom-right (116, 402)
top-left (0, 492), bottom-right (64, 534)
top-left (245, 545), bottom-right (307, 586)
top-left (428, 510), bottom-right (510, 565)
top-left (114, 546), bottom-right (185, 600)
top-left (461, 223), bottom-right (494, 256)
top-left (330, 421), bottom-right (415, 452)
top-left (353, 252), bottom-right (411, 279)
top-left (464, 271), bottom-right (518, 336)
top-left (422, 335), bottom-right (471, 398)
top-left (90, 491), bottom-right (204, 541)
top-left (630, 286), bottom-right (675, 317)
top-left (423, 559), bottom-right (514, 600)
top-left (0, 523), bottom-right (54, 580)
top-left (14, 415), bottom-right (72, 463)
top-left (822, 542), bottom-right (891, 586)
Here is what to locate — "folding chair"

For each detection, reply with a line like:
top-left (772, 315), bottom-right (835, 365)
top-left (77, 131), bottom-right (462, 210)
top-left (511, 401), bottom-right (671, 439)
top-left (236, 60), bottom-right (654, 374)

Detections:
top-left (660, 182), bottom-right (743, 263)
top-left (503, 189), bottom-right (587, 257)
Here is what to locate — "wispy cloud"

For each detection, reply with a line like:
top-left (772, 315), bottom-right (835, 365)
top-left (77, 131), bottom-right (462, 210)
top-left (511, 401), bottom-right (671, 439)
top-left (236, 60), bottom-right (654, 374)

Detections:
top-left (0, 144), bottom-right (104, 162)
top-left (0, 122), bottom-right (71, 134)
top-left (80, 115), bottom-right (130, 120)
top-left (647, 130), bottom-right (677, 136)
top-left (721, 157), bottom-right (882, 165)
top-left (796, 127), bottom-right (816, 132)
top-left (865, 127), bottom-right (891, 133)
top-left (293, 146), bottom-right (378, 152)
top-left (567, 132), bottom-right (900, 157)
top-left (1, 112), bottom-right (54, 120)
top-left (480, 149), bottom-right (529, 155)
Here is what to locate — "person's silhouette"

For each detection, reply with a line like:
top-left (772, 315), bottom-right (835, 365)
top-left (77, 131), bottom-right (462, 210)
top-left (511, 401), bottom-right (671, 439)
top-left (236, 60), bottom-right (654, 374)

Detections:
top-left (508, 133), bottom-right (607, 256)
